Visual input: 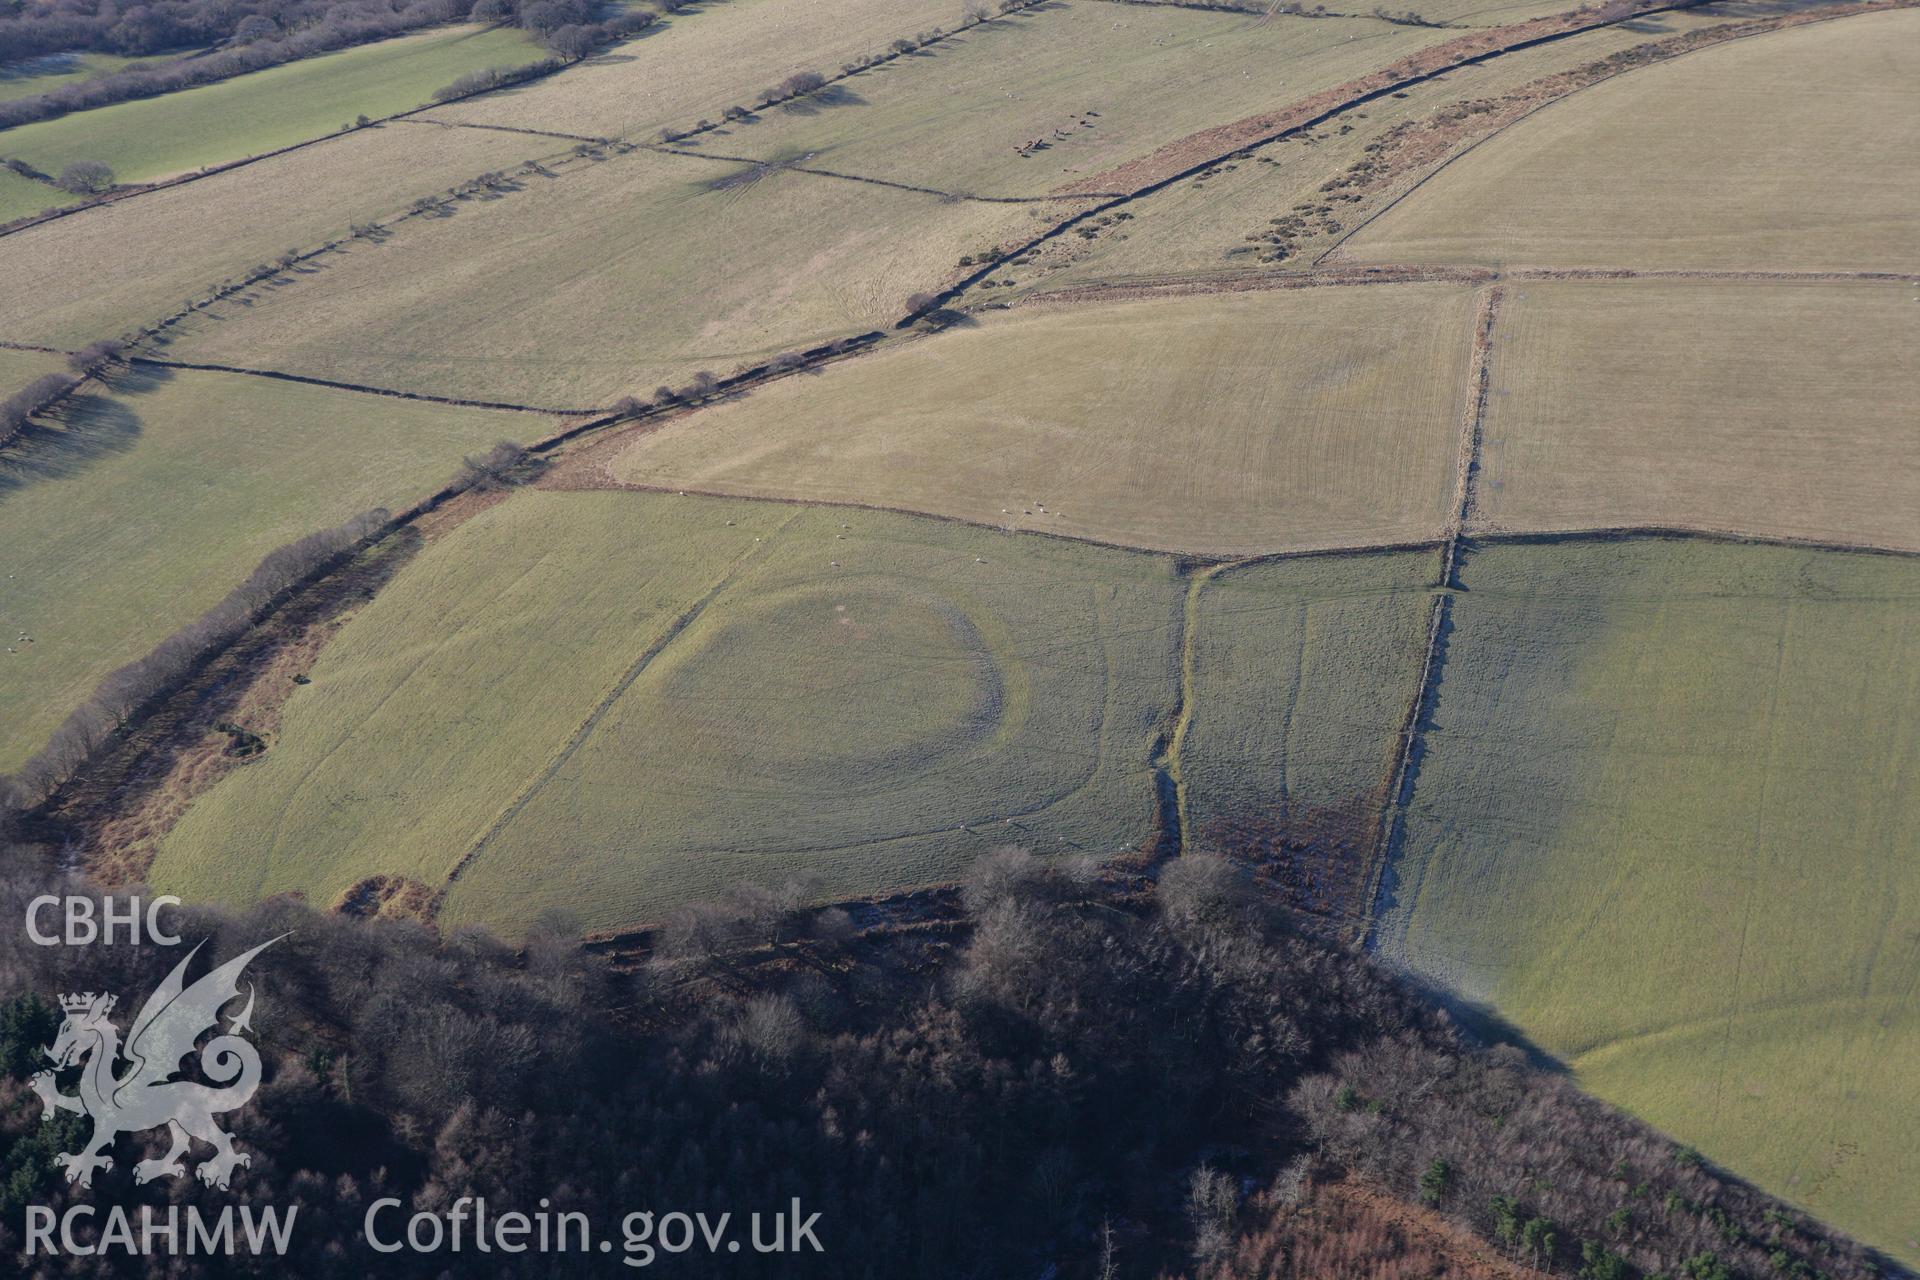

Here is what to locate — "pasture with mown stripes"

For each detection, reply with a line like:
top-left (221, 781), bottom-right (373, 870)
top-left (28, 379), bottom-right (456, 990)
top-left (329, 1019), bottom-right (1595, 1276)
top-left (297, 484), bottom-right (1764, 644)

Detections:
top-left (607, 284), bottom-right (1475, 555)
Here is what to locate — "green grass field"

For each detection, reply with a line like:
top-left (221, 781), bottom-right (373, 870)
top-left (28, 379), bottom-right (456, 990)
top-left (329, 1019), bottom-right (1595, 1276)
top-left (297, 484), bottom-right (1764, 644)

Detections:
top-left (680, 2), bottom-right (1443, 197)
top-left (0, 365), bottom-right (545, 771)
top-left (609, 284), bottom-right (1474, 554)
top-left (1476, 280), bottom-right (1920, 550)
top-left (0, 168), bottom-right (68, 222)
top-left (0, 24), bottom-right (544, 187)
top-left (1340, 7), bottom-right (1920, 270)
top-left (0, 122), bottom-right (556, 348)
top-left (1180, 549), bottom-right (1436, 908)
top-left (157, 147), bottom-right (1036, 405)
top-left (1375, 537), bottom-right (1920, 1264)
top-left (150, 489), bottom-right (1183, 934)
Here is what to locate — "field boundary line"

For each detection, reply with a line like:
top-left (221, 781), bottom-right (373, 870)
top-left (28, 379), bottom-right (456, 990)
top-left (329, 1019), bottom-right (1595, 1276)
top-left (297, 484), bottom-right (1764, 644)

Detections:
top-left (126, 355), bottom-right (598, 415)
top-left (1470, 523), bottom-right (1920, 561)
top-left (551, 467), bottom-right (1459, 562)
top-left (1009, 263), bottom-right (1920, 307)
top-left (553, 476), bottom-right (1920, 564)
top-left (1358, 588), bottom-right (1448, 947)
top-left (397, 117), bottom-right (609, 143)
top-left (1353, 284), bottom-right (1495, 945)
top-left (436, 517), bottom-right (797, 897)
top-left (1078, 0), bottom-right (1463, 24)
top-left (646, 143), bottom-right (1121, 203)
top-left (640, 0), bottom-right (1054, 153)
top-left (1315, 0), bottom-right (1915, 266)
top-left (1443, 284), bottom-right (1500, 585)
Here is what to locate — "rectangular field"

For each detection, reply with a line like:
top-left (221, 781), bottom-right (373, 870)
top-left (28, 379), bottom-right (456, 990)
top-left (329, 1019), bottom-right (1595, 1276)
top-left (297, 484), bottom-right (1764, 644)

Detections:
top-left (1375, 537), bottom-right (1920, 1265)
top-left (1180, 550), bottom-right (1437, 914)
top-left (421, 0), bottom-right (964, 139)
top-left (0, 25), bottom-right (545, 187)
top-left (155, 148), bottom-right (1037, 405)
top-left (679, 3), bottom-right (1445, 197)
top-left (1339, 7), bottom-right (1920, 270)
top-left (0, 123), bottom-right (559, 348)
top-left (1474, 280), bottom-right (1920, 550)
top-left (608, 284), bottom-right (1475, 555)
top-left (0, 366), bottom-right (546, 771)
top-left (149, 490), bottom-right (1185, 934)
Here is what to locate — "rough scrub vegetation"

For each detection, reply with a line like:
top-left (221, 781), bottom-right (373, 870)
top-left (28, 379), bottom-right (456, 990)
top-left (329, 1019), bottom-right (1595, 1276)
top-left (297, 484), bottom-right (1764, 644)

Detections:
top-left (1, 508), bottom-right (388, 807)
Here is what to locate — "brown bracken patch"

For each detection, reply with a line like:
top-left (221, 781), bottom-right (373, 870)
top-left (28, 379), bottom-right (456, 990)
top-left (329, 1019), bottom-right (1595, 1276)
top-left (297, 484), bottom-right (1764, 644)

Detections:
top-left (1200, 1177), bottom-right (1551, 1279)
top-left (335, 874), bottom-right (440, 923)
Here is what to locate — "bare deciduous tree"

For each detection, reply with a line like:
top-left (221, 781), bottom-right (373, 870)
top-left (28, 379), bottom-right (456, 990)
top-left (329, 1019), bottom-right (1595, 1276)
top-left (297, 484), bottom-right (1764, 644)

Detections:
top-left (55, 160), bottom-right (113, 194)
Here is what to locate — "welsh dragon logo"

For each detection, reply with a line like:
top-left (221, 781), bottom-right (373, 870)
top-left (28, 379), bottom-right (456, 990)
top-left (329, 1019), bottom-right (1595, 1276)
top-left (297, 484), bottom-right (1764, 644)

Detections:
top-left (30, 937), bottom-right (280, 1190)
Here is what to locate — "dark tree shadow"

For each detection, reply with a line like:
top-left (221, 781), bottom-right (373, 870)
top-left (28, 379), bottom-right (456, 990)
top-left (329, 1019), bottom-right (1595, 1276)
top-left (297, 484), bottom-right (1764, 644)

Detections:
top-left (0, 394), bottom-right (142, 500)
top-left (776, 84), bottom-right (869, 116)
top-left (1393, 970), bottom-right (1571, 1074)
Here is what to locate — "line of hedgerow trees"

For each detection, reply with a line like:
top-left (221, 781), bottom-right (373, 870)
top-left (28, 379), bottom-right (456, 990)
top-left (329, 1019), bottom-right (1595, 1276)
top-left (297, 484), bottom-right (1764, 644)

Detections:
top-left (0, 846), bottom-right (1890, 1279)
top-left (0, 0), bottom-right (658, 134)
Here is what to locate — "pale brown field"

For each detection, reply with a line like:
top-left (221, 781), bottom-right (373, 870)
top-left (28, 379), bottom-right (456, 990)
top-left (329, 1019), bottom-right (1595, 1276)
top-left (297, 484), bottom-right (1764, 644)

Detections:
top-left (156, 148), bottom-right (1037, 406)
top-left (605, 284), bottom-right (1475, 555)
top-left (1473, 280), bottom-right (1920, 550)
top-left (1338, 7), bottom-right (1920, 270)
top-left (1007, 4), bottom-right (1745, 293)
top-left (677, 2), bottom-right (1445, 198)
top-left (0, 123), bottom-right (551, 348)
top-left (420, 0), bottom-right (961, 139)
